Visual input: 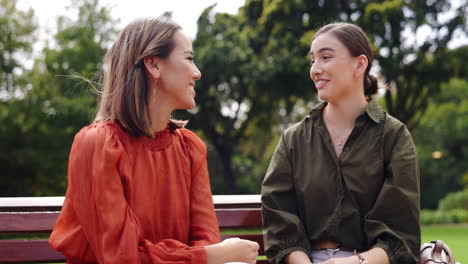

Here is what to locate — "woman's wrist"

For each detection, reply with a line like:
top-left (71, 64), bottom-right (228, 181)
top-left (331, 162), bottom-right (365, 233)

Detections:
top-left (355, 253), bottom-right (369, 264)
top-left (356, 247), bottom-right (390, 264)
top-left (205, 243), bottom-right (228, 264)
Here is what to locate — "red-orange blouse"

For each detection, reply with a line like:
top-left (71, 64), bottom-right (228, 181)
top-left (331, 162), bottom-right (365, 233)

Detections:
top-left (49, 121), bottom-right (220, 264)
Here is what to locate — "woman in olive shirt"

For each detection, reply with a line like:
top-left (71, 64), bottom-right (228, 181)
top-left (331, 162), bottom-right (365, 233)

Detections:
top-left (261, 23), bottom-right (420, 264)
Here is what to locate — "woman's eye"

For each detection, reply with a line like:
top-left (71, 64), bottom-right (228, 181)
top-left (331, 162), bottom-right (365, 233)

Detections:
top-left (323, 55), bottom-right (331, 60)
top-left (310, 59), bottom-right (315, 65)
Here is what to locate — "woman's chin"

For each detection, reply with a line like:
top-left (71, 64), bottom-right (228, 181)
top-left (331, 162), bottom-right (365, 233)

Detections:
top-left (316, 91), bottom-right (330, 102)
top-left (181, 100), bottom-right (196, 110)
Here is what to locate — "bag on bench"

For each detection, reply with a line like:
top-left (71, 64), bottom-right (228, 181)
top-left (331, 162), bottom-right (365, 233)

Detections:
top-left (419, 240), bottom-right (456, 264)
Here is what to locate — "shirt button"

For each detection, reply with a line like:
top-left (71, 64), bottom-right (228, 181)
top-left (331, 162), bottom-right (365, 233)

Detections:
top-left (344, 146), bottom-right (350, 152)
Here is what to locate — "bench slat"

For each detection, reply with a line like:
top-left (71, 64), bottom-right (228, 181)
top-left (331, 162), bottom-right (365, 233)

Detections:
top-left (0, 239), bottom-right (66, 263)
top-left (216, 208), bottom-right (262, 228)
top-left (0, 209), bottom-right (263, 233)
top-left (0, 196), bottom-right (268, 263)
top-left (0, 212), bottom-right (60, 233)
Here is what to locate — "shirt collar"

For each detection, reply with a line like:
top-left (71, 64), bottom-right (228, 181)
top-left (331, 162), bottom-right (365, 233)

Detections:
top-left (308, 101), bottom-right (327, 120)
top-left (365, 99), bottom-right (385, 123)
top-left (308, 99), bottom-right (385, 124)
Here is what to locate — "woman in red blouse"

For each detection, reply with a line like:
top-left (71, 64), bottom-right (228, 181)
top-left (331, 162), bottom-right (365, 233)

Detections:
top-left (49, 16), bottom-right (259, 264)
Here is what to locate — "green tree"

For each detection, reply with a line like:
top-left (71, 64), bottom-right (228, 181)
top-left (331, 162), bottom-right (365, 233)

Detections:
top-left (0, 0), bottom-right (118, 196)
top-left (178, 0), bottom-right (466, 193)
top-left (0, 0), bottom-right (38, 195)
top-left (0, 0), bottom-right (36, 96)
top-left (413, 45), bottom-right (468, 209)
top-left (414, 77), bottom-right (468, 209)
top-left (367, 1), bottom-right (467, 130)
top-left (176, 7), bottom-right (276, 193)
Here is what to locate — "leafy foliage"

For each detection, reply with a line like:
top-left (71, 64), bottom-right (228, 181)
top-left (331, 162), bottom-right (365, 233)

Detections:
top-left (421, 209), bottom-right (468, 225)
top-left (439, 190), bottom-right (468, 211)
top-left (414, 77), bottom-right (468, 208)
top-left (0, 0), bottom-right (36, 96)
top-left (0, 0), bottom-right (118, 196)
top-left (0, 0), bottom-right (466, 198)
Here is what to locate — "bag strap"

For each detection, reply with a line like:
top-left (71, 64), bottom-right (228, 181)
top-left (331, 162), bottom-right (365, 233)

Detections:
top-left (431, 240), bottom-right (456, 264)
top-left (432, 240), bottom-right (444, 260)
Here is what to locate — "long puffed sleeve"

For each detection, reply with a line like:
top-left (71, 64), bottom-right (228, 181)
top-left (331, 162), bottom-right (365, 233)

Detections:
top-left (365, 124), bottom-right (421, 264)
top-left (261, 132), bottom-right (311, 264)
top-left (49, 124), bottom-right (210, 264)
top-left (180, 129), bottom-right (221, 246)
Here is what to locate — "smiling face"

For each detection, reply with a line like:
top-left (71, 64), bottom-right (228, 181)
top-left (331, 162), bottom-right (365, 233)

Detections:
top-left (155, 30), bottom-right (201, 110)
top-left (309, 32), bottom-right (361, 103)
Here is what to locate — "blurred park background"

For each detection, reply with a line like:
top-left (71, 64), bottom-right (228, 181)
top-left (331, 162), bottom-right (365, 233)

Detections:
top-left (1, 0), bottom-right (468, 251)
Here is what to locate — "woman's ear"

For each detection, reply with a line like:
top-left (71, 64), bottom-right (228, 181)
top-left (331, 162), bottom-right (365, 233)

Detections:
top-left (354, 55), bottom-right (368, 78)
top-left (143, 56), bottom-right (160, 80)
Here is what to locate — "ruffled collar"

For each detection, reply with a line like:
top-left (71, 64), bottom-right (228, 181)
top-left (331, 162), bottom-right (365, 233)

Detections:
top-left (141, 125), bottom-right (173, 152)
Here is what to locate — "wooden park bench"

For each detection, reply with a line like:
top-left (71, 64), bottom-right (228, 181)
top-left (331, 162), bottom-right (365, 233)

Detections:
top-left (0, 195), bottom-right (267, 263)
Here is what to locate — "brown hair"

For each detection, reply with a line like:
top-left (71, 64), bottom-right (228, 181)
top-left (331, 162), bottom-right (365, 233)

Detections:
top-left (94, 16), bottom-right (185, 137)
top-left (312, 22), bottom-right (378, 99)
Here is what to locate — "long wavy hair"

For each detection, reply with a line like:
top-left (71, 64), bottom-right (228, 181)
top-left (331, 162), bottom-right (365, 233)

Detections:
top-left (94, 16), bottom-right (185, 137)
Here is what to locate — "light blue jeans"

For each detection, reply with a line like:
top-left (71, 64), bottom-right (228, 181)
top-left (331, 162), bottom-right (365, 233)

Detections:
top-left (310, 249), bottom-right (354, 263)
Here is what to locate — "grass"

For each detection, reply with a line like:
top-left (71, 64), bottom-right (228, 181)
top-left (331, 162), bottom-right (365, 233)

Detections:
top-left (421, 224), bottom-right (468, 264)
top-left (223, 225), bottom-right (468, 263)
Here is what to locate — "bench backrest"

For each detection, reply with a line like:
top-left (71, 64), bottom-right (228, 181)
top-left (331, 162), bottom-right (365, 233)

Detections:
top-left (0, 195), bottom-right (266, 263)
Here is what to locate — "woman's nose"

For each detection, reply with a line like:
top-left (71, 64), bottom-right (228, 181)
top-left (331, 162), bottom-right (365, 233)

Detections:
top-left (310, 61), bottom-right (321, 80)
top-left (193, 65), bottom-right (202, 80)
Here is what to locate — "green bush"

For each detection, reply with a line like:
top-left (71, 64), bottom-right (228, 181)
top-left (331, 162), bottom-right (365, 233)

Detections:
top-left (421, 209), bottom-right (468, 225)
top-left (449, 209), bottom-right (468, 223)
top-left (421, 210), bottom-right (436, 225)
top-left (439, 190), bottom-right (468, 211)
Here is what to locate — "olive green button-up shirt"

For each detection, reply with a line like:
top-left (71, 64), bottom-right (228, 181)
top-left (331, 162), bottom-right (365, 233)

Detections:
top-left (261, 100), bottom-right (420, 264)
